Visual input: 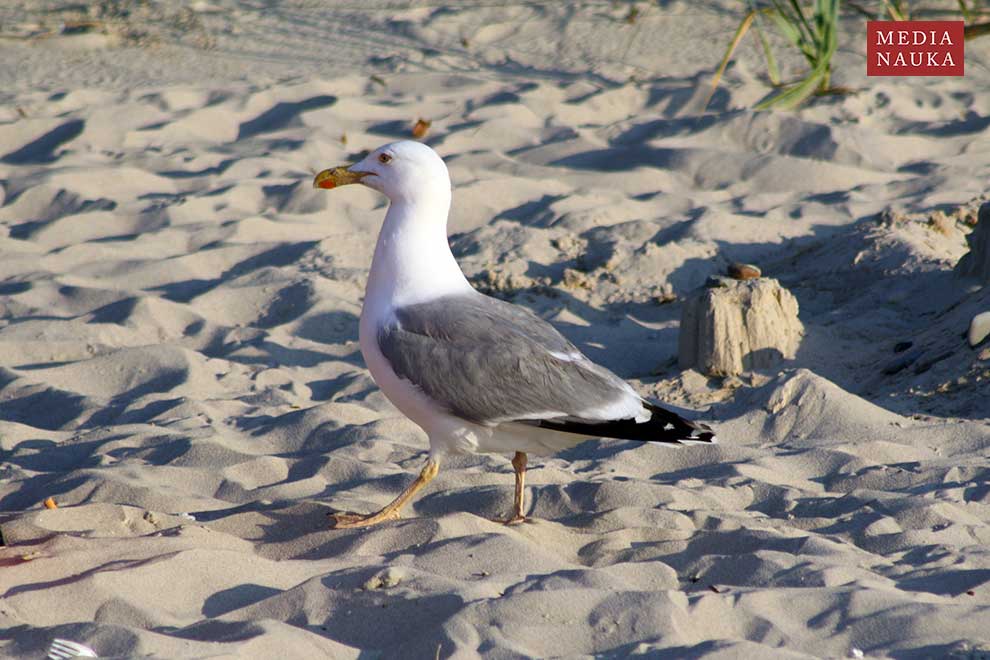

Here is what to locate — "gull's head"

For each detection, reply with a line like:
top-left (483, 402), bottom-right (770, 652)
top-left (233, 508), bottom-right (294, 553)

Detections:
top-left (313, 140), bottom-right (450, 205)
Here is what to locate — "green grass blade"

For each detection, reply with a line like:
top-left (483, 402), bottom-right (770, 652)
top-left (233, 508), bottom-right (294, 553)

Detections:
top-left (764, 6), bottom-right (801, 46)
top-left (882, 0), bottom-right (909, 20)
top-left (764, 6), bottom-right (815, 60)
top-left (959, 0), bottom-right (972, 22)
top-left (703, 9), bottom-right (757, 111)
top-left (818, 0), bottom-right (839, 53)
top-left (786, 0), bottom-right (815, 39)
top-left (753, 16), bottom-right (781, 85)
top-left (754, 60), bottom-right (829, 110)
top-left (815, 0), bottom-right (838, 35)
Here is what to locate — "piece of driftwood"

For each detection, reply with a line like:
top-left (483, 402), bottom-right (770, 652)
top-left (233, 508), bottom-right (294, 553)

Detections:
top-left (679, 277), bottom-right (803, 377)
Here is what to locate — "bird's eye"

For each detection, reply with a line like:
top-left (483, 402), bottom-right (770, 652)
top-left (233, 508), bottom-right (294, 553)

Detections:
top-left (378, 153), bottom-right (393, 164)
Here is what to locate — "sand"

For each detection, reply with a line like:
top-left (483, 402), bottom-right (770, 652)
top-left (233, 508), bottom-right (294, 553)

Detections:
top-left (1, 1), bottom-right (989, 658)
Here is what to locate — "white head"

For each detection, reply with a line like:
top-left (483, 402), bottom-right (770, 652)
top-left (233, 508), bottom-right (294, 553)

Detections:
top-left (314, 140), bottom-right (451, 207)
top-left (313, 140), bottom-right (468, 301)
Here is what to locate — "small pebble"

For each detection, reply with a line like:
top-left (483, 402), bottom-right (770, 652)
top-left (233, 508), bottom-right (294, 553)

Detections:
top-left (412, 118), bottom-right (431, 139)
top-left (968, 311), bottom-right (990, 347)
top-left (727, 262), bottom-right (761, 280)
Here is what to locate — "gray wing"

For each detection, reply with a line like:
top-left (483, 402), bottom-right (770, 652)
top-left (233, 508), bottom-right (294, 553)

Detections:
top-left (377, 293), bottom-right (641, 426)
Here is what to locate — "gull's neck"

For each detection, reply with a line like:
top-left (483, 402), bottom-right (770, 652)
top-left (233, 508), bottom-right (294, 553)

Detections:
top-left (364, 194), bottom-right (471, 313)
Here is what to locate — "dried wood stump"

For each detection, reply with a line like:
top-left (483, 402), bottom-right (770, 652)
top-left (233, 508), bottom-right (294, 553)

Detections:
top-left (679, 277), bottom-right (803, 377)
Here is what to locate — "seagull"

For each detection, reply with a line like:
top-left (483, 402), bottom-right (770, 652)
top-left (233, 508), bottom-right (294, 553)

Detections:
top-left (313, 140), bottom-right (716, 528)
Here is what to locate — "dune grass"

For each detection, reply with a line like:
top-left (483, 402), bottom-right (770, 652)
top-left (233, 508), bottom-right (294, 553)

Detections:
top-left (708, 0), bottom-right (990, 111)
top-left (707, 0), bottom-right (839, 111)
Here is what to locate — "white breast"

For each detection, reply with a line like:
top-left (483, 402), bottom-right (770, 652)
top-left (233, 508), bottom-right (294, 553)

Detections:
top-left (358, 307), bottom-right (443, 432)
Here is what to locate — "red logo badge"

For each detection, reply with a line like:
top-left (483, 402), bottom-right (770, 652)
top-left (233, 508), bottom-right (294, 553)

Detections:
top-left (867, 21), bottom-right (964, 76)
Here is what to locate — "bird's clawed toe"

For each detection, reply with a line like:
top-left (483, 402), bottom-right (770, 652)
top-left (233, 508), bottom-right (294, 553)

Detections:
top-left (328, 510), bottom-right (399, 529)
top-left (492, 514), bottom-right (528, 526)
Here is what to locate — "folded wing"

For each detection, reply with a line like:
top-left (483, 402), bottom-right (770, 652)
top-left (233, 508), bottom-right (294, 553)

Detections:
top-left (377, 293), bottom-right (715, 445)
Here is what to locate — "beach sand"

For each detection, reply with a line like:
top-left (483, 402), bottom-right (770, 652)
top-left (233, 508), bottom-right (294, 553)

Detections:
top-left (1, 1), bottom-right (989, 657)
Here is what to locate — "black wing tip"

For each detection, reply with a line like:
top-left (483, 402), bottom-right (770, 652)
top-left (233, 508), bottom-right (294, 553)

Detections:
top-left (677, 422), bottom-right (718, 445)
top-left (642, 402), bottom-right (718, 445)
top-left (529, 406), bottom-right (719, 446)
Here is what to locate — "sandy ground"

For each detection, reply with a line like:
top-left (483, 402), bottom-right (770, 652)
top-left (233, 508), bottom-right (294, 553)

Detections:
top-left (0, 1), bottom-right (989, 658)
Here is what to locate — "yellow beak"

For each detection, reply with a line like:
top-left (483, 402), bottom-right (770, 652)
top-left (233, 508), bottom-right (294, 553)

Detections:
top-left (313, 166), bottom-right (370, 190)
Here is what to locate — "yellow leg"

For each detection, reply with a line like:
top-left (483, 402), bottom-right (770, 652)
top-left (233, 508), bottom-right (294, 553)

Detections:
top-left (330, 458), bottom-right (439, 529)
top-left (494, 451), bottom-right (528, 525)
